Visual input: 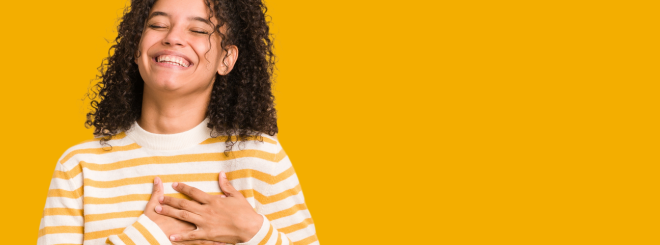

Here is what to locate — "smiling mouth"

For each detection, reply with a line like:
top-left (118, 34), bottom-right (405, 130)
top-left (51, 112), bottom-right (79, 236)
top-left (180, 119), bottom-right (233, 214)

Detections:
top-left (155, 55), bottom-right (191, 67)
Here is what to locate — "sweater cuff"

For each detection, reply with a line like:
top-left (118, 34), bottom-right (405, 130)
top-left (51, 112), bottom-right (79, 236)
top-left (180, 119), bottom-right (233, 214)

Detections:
top-left (106, 214), bottom-right (172, 245)
top-left (236, 214), bottom-right (273, 245)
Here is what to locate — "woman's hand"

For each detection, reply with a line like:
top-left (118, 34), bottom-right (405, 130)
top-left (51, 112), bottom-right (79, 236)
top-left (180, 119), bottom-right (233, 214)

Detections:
top-left (155, 172), bottom-right (264, 244)
top-left (145, 177), bottom-right (197, 236)
top-left (146, 177), bottom-right (225, 245)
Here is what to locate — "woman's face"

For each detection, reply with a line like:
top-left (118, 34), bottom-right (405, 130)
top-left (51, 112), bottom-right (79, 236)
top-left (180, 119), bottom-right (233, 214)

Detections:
top-left (136, 0), bottom-right (232, 93)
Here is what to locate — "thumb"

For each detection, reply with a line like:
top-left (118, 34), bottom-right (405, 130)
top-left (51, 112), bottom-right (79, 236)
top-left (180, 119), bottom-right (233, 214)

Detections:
top-left (218, 171), bottom-right (238, 197)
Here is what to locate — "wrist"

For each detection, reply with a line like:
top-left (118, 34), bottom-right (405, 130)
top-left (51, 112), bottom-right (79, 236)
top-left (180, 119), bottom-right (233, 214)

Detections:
top-left (238, 213), bottom-right (264, 243)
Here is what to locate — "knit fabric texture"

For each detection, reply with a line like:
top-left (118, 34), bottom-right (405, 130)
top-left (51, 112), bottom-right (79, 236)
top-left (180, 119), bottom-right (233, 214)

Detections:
top-left (38, 118), bottom-right (318, 245)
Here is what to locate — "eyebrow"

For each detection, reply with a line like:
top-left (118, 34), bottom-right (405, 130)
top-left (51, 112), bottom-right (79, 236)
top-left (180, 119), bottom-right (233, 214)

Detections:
top-left (148, 11), bottom-right (213, 26)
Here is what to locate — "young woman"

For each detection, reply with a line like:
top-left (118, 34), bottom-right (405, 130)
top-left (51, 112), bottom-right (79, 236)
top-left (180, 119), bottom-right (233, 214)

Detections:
top-left (37, 0), bottom-right (318, 244)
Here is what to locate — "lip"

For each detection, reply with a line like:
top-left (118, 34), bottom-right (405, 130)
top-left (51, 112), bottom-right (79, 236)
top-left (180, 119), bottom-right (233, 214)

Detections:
top-left (151, 50), bottom-right (194, 68)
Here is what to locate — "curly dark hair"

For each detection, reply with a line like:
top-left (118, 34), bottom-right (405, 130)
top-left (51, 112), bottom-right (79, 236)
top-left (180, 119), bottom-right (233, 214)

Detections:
top-left (85, 0), bottom-right (278, 154)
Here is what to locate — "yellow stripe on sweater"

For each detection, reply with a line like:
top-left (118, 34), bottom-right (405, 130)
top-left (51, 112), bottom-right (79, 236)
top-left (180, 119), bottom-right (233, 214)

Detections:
top-left (44, 208), bottom-right (83, 217)
top-left (228, 166), bottom-right (296, 184)
top-left (200, 135), bottom-right (277, 145)
top-left (85, 211), bottom-right (144, 222)
top-left (279, 218), bottom-right (314, 234)
top-left (133, 222), bottom-right (160, 245)
top-left (60, 143), bottom-right (142, 164)
top-left (84, 192), bottom-right (225, 205)
top-left (85, 194), bottom-right (151, 204)
top-left (48, 186), bottom-right (83, 199)
top-left (85, 173), bottom-right (219, 188)
top-left (83, 166), bottom-right (294, 188)
top-left (84, 228), bottom-right (124, 240)
top-left (118, 233), bottom-right (137, 245)
top-left (257, 184), bottom-right (302, 204)
top-left (258, 223), bottom-right (274, 245)
top-left (274, 232), bottom-right (283, 245)
top-left (294, 234), bottom-right (319, 245)
top-left (38, 226), bottom-right (84, 237)
top-left (53, 164), bottom-right (82, 180)
top-left (82, 183), bottom-right (295, 206)
top-left (266, 204), bottom-right (308, 221)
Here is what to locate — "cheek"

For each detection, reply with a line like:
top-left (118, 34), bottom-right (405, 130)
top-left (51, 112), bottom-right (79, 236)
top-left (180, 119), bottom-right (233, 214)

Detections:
top-left (191, 37), bottom-right (221, 60)
top-left (139, 32), bottom-right (162, 54)
top-left (191, 43), bottom-right (212, 61)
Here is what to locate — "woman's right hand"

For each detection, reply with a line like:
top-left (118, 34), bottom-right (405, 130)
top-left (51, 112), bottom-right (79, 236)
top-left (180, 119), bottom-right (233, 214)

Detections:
top-left (145, 177), bottom-right (197, 237)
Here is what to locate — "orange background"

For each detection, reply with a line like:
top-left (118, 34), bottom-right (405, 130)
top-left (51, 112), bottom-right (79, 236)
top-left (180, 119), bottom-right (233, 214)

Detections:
top-left (1, 0), bottom-right (659, 244)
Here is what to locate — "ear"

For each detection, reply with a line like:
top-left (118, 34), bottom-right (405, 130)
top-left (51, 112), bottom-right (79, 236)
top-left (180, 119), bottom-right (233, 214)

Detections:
top-left (217, 45), bottom-right (239, 76)
top-left (134, 50), bottom-right (140, 64)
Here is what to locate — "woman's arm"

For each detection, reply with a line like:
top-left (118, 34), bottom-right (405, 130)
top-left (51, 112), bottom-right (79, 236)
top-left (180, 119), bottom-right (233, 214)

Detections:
top-left (38, 161), bottom-right (85, 244)
top-left (241, 150), bottom-right (318, 245)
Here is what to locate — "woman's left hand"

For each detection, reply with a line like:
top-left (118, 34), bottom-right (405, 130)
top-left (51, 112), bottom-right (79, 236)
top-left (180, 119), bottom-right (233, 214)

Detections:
top-left (156, 171), bottom-right (264, 245)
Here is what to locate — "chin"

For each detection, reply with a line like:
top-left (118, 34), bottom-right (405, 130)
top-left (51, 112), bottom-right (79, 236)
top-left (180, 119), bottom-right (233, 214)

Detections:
top-left (146, 77), bottom-right (188, 92)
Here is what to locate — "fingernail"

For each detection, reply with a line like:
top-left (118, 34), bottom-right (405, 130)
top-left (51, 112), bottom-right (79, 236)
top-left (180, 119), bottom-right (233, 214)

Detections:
top-left (158, 196), bottom-right (164, 202)
top-left (170, 235), bottom-right (177, 241)
top-left (155, 206), bottom-right (162, 213)
top-left (220, 195), bottom-right (226, 198)
top-left (172, 182), bottom-right (178, 188)
top-left (221, 171), bottom-right (227, 179)
top-left (154, 177), bottom-right (160, 185)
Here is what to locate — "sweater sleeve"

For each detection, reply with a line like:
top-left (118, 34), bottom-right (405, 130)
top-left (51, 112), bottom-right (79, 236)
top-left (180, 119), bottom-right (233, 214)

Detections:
top-left (38, 162), bottom-right (85, 244)
top-left (236, 142), bottom-right (319, 245)
top-left (37, 161), bottom-right (171, 245)
top-left (105, 214), bottom-right (172, 245)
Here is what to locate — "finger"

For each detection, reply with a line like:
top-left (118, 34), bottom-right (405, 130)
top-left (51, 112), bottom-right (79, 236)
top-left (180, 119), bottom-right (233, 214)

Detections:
top-left (155, 204), bottom-right (203, 224)
top-left (218, 171), bottom-right (240, 197)
top-left (170, 230), bottom-right (208, 242)
top-left (147, 177), bottom-right (164, 209)
top-left (162, 196), bottom-right (203, 213)
top-left (173, 182), bottom-right (211, 204)
top-left (172, 240), bottom-right (225, 245)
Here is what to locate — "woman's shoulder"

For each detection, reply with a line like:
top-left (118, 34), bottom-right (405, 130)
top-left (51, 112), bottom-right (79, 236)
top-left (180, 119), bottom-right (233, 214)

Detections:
top-left (254, 133), bottom-right (280, 148)
top-left (233, 133), bottom-right (283, 155)
top-left (232, 133), bottom-right (291, 176)
top-left (56, 132), bottom-right (132, 169)
top-left (224, 133), bottom-right (286, 164)
top-left (202, 132), bottom-right (280, 149)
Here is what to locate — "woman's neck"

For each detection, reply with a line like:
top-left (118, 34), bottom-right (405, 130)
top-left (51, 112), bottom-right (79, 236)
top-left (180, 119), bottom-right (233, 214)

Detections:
top-left (138, 85), bottom-right (212, 134)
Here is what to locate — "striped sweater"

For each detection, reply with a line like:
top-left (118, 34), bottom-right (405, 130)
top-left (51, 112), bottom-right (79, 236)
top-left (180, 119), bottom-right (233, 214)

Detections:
top-left (38, 118), bottom-right (319, 245)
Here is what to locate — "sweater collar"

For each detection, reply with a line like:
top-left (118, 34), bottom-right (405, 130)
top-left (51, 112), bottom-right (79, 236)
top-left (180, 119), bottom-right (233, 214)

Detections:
top-left (126, 117), bottom-right (212, 151)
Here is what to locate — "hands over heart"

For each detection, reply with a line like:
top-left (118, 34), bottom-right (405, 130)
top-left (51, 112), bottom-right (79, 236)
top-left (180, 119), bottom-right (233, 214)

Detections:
top-left (154, 172), bottom-right (264, 245)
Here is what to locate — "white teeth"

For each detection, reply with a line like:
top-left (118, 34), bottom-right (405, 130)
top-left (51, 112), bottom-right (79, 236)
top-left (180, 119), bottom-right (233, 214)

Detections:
top-left (157, 55), bottom-right (189, 67)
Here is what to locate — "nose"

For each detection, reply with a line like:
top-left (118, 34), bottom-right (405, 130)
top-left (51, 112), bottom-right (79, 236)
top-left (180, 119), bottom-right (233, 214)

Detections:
top-left (162, 26), bottom-right (185, 47)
